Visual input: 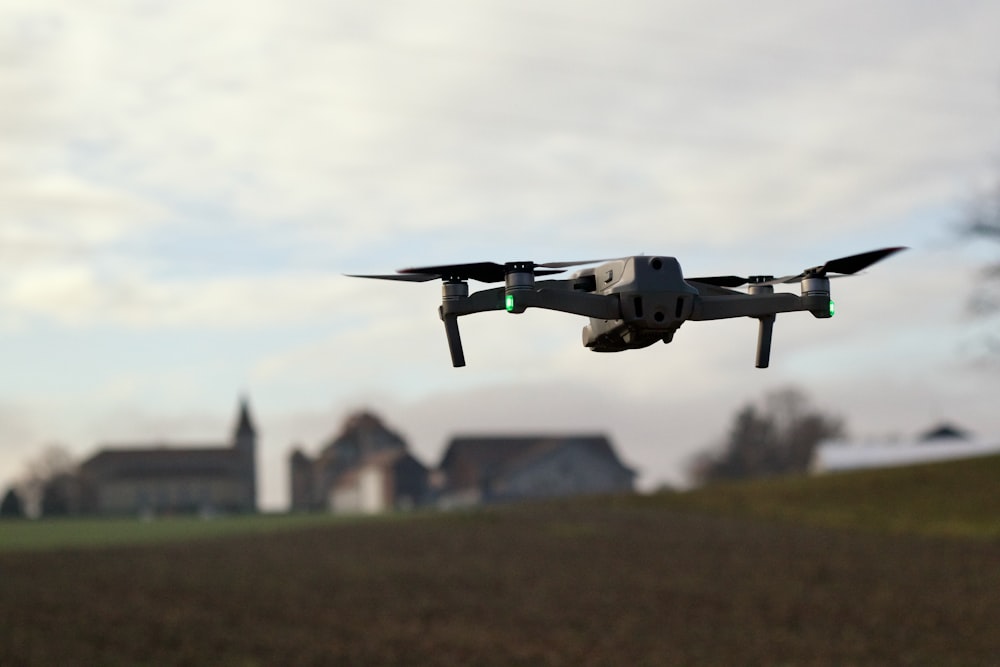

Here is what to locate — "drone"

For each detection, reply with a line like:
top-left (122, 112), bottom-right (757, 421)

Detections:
top-left (350, 247), bottom-right (906, 368)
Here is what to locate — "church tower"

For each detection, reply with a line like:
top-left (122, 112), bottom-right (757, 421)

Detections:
top-left (233, 395), bottom-right (258, 511)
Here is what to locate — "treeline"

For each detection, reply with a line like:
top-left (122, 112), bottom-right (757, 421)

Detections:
top-left (1, 445), bottom-right (78, 520)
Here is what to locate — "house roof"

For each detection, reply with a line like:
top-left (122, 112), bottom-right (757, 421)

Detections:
top-left (919, 423), bottom-right (970, 441)
top-left (82, 445), bottom-right (239, 480)
top-left (439, 435), bottom-right (633, 491)
top-left (315, 410), bottom-right (407, 465)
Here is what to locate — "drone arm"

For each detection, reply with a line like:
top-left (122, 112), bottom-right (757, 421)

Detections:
top-left (516, 289), bottom-right (621, 319)
top-left (689, 293), bottom-right (805, 321)
top-left (439, 286), bottom-right (620, 320)
top-left (440, 287), bottom-right (506, 317)
top-left (437, 288), bottom-right (505, 368)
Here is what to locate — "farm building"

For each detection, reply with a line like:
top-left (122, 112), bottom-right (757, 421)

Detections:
top-left (289, 411), bottom-right (429, 512)
top-left (78, 398), bottom-right (258, 516)
top-left (329, 450), bottom-right (429, 514)
top-left (436, 434), bottom-right (636, 508)
top-left (812, 423), bottom-right (1000, 474)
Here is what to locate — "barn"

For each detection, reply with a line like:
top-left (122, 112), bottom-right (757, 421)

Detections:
top-left (437, 434), bottom-right (636, 508)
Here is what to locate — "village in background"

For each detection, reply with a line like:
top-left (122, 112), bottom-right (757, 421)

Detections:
top-left (2, 389), bottom-right (997, 521)
top-left (0, 397), bottom-right (636, 519)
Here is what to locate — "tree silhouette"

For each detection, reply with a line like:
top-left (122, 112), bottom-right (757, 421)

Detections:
top-left (691, 387), bottom-right (845, 484)
top-left (1, 487), bottom-right (25, 519)
top-left (21, 445), bottom-right (79, 517)
top-left (962, 180), bottom-right (1000, 357)
top-left (964, 183), bottom-right (1000, 314)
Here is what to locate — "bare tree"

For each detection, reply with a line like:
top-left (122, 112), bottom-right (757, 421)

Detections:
top-left (691, 387), bottom-right (845, 484)
top-left (958, 180), bottom-right (1000, 356)
top-left (964, 181), bottom-right (1000, 316)
top-left (20, 444), bottom-right (79, 517)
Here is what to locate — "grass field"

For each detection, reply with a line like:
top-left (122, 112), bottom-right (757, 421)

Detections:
top-left (630, 452), bottom-right (1000, 539)
top-left (2, 456), bottom-right (999, 665)
top-left (0, 512), bottom-right (348, 553)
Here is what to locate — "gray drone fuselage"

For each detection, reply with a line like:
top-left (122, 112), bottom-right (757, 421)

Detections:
top-left (435, 255), bottom-right (832, 368)
top-left (571, 257), bottom-right (699, 352)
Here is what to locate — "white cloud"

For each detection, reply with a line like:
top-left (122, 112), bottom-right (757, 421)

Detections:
top-left (2, 0), bottom-right (1000, 506)
top-left (0, 268), bottom-right (361, 329)
top-left (6, 0), bottom-right (995, 253)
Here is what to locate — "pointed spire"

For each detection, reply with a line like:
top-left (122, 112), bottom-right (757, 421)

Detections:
top-left (235, 395), bottom-right (256, 438)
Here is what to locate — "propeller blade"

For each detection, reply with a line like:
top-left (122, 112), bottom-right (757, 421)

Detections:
top-left (396, 259), bottom-right (598, 283)
top-left (346, 272), bottom-right (439, 282)
top-left (695, 247), bottom-right (907, 288)
top-left (399, 262), bottom-right (508, 283)
top-left (760, 274), bottom-right (803, 286)
top-left (821, 246), bottom-right (907, 276)
top-left (686, 275), bottom-right (750, 288)
top-left (763, 274), bottom-right (852, 286)
top-left (537, 258), bottom-right (618, 269)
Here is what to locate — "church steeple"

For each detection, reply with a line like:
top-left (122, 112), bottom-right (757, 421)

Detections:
top-left (235, 395), bottom-right (256, 442)
top-left (233, 395), bottom-right (257, 511)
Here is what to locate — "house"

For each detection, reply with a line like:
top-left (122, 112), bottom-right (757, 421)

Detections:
top-left (289, 411), bottom-right (428, 512)
top-left (329, 450), bottom-right (429, 514)
top-left (78, 398), bottom-right (258, 516)
top-left (812, 422), bottom-right (1000, 474)
top-left (437, 434), bottom-right (636, 508)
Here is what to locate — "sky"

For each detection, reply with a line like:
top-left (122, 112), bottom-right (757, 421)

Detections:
top-left (2, 0), bottom-right (999, 510)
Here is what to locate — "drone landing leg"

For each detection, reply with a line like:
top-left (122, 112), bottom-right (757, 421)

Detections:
top-left (755, 315), bottom-right (775, 368)
top-left (442, 314), bottom-right (466, 367)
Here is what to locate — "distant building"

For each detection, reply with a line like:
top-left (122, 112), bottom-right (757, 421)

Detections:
top-left (437, 434), bottom-right (636, 508)
top-left (330, 450), bottom-right (429, 515)
top-left (812, 422), bottom-right (1000, 474)
top-left (289, 411), bottom-right (429, 513)
top-left (79, 398), bottom-right (258, 515)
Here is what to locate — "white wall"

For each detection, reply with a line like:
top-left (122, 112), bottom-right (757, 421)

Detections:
top-left (812, 440), bottom-right (1000, 473)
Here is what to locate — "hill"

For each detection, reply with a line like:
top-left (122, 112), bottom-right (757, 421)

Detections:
top-left (636, 452), bottom-right (1000, 538)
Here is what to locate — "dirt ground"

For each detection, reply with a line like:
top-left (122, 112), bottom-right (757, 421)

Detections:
top-left (3, 504), bottom-right (999, 666)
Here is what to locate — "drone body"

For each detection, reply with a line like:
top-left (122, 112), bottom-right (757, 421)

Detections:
top-left (350, 247), bottom-right (905, 368)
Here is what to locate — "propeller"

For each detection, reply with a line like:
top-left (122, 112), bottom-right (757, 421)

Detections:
top-left (350, 259), bottom-right (615, 284)
top-left (688, 246), bottom-right (907, 288)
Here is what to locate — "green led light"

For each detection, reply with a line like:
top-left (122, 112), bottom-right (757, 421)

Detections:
top-left (505, 294), bottom-right (515, 312)
top-left (829, 299), bottom-right (836, 317)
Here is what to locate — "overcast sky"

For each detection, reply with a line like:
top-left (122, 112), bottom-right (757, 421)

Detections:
top-left (2, 0), bottom-right (999, 509)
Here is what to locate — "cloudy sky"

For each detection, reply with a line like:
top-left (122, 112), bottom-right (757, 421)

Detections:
top-left (2, 0), bottom-right (999, 509)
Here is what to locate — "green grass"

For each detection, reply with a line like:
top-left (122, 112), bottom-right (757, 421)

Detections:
top-left (0, 512), bottom-right (352, 553)
top-left (621, 453), bottom-right (1000, 539)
